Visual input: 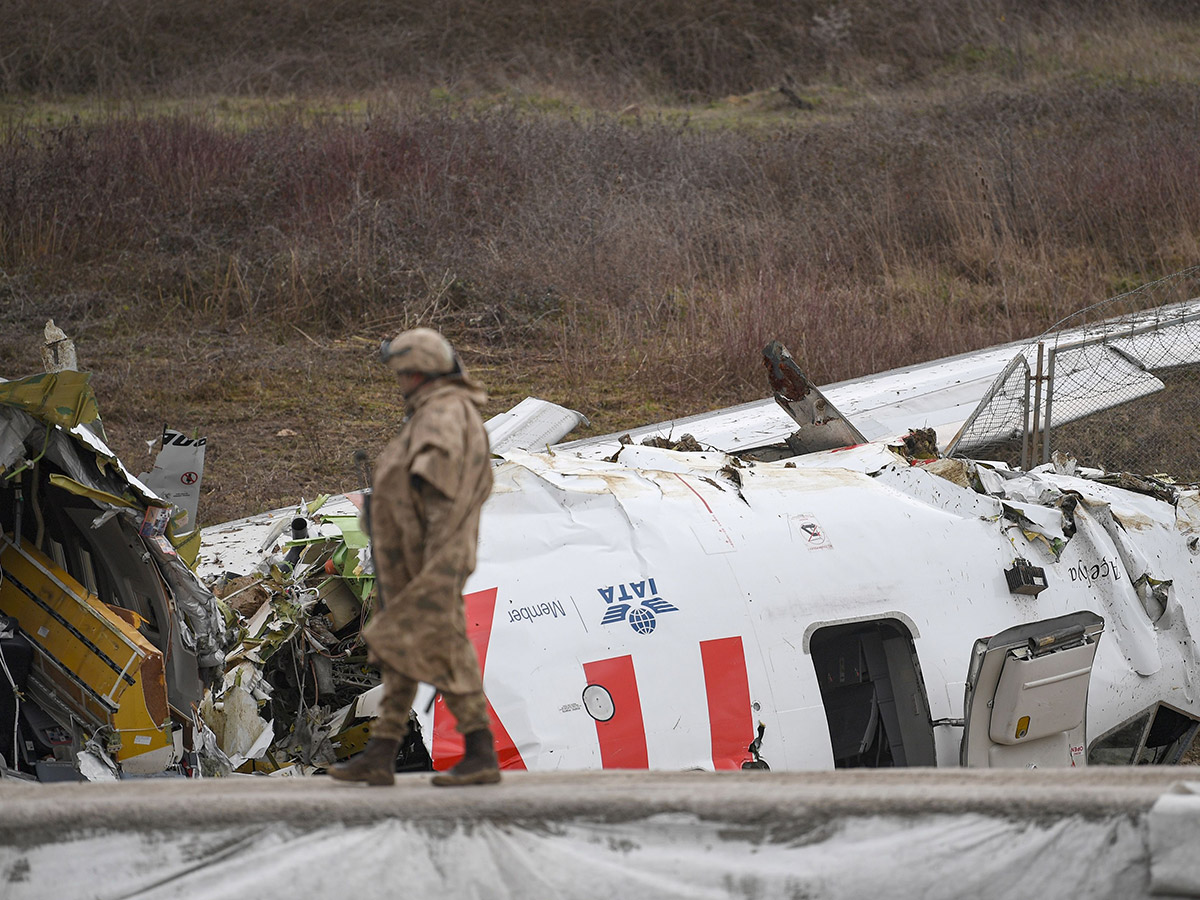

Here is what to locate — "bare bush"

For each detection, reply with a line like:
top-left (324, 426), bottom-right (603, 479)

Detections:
top-left (5, 75), bottom-right (1200, 404)
top-left (1, 0), bottom-right (1186, 99)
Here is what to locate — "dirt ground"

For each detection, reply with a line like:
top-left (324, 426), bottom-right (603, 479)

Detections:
top-left (0, 317), bottom-right (680, 527)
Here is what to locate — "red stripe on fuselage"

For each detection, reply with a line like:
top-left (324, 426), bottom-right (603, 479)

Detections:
top-left (582, 654), bottom-right (649, 769)
top-left (674, 473), bottom-right (714, 514)
top-left (431, 587), bottom-right (527, 770)
top-left (700, 636), bottom-right (754, 769)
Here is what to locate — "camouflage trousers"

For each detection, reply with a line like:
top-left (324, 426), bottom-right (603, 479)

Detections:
top-left (371, 665), bottom-right (490, 743)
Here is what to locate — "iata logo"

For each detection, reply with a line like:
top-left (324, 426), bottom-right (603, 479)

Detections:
top-left (598, 577), bottom-right (678, 634)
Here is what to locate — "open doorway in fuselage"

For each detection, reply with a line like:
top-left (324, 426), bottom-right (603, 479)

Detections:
top-left (810, 618), bottom-right (937, 768)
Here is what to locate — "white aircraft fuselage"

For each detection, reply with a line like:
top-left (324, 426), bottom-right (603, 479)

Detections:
top-left (415, 442), bottom-right (1200, 773)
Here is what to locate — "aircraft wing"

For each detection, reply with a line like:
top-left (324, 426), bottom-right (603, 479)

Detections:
top-left (557, 297), bottom-right (1200, 459)
top-left (555, 339), bottom-right (1034, 458)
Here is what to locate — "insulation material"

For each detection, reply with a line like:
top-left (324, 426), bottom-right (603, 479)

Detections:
top-left (0, 370), bottom-right (99, 431)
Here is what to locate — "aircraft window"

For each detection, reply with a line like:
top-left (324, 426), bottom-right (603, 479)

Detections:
top-left (77, 548), bottom-right (100, 596)
top-left (1088, 704), bottom-right (1200, 766)
top-left (1087, 710), bottom-right (1150, 765)
top-left (810, 619), bottom-right (937, 768)
top-left (34, 485), bottom-right (95, 588)
top-left (1140, 706), bottom-right (1199, 764)
top-left (47, 540), bottom-right (67, 572)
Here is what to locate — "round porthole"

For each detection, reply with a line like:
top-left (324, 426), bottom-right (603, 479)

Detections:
top-left (582, 684), bottom-right (615, 722)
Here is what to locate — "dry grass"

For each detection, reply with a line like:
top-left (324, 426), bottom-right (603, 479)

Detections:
top-left (3, 2), bottom-right (1200, 524)
top-left (3, 0), bottom-right (1195, 100)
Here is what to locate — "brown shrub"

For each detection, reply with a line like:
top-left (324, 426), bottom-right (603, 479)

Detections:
top-left (6, 76), bottom-right (1200, 407)
top-left (1, 0), bottom-right (1189, 99)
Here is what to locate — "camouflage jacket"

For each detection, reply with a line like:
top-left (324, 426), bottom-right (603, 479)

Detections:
top-left (362, 376), bottom-right (493, 693)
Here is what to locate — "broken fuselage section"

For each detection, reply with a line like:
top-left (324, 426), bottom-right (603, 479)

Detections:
top-left (0, 371), bottom-right (229, 780)
top-left (195, 390), bottom-right (1200, 777)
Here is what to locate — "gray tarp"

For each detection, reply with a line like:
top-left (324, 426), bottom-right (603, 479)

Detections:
top-left (0, 770), bottom-right (1193, 900)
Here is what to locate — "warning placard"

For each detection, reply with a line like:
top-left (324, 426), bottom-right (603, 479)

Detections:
top-left (138, 427), bottom-right (206, 534)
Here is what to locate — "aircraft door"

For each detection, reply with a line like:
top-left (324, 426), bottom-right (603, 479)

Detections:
top-left (809, 618), bottom-right (937, 768)
top-left (961, 611), bottom-right (1104, 768)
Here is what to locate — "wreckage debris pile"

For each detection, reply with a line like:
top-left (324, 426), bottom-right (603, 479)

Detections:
top-left (198, 501), bottom-right (420, 776)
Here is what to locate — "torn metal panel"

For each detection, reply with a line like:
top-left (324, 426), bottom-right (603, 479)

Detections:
top-left (999, 502), bottom-right (1069, 559)
top-left (0, 411), bottom-right (35, 472)
top-left (1084, 499), bottom-right (1171, 621)
top-left (975, 465), bottom-right (1063, 506)
top-left (0, 363), bottom-right (233, 781)
top-left (76, 742), bottom-right (119, 782)
top-left (774, 441), bottom-right (907, 474)
top-left (870, 463), bottom-right (1002, 522)
top-left (1176, 491), bottom-right (1200, 534)
top-left (485, 397), bottom-right (588, 453)
top-left (45, 474), bottom-right (137, 509)
top-left (147, 539), bottom-right (230, 672)
top-left (43, 430), bottom-right (233, 676)
top-left (1062, 503), bottom-right (1161, 677)
top-left (137, 428), bottom-right (206, 535)
top-left (763, 340), bottom-right (867, 452)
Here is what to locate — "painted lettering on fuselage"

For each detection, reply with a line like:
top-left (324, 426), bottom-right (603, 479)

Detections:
top-left (598, 578), bottom-right (679, 634)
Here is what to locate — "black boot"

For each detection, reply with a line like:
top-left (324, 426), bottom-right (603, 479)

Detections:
top-left (431, 728), bottom-right (501, 786)
top-left (328, 738), bottom-right (400, 786)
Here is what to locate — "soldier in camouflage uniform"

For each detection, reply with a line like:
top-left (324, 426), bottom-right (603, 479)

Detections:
top-left (330, 328), bottom-right (499, 787)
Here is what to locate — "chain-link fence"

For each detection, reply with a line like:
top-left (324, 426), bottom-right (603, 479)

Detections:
top-left (949, 268), bottom-right (1200, 481)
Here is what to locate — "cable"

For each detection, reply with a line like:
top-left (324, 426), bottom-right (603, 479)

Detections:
top-left (0, 632), bottom-right (22, 776)
top-left (0, 562), bottom-right (18, 772)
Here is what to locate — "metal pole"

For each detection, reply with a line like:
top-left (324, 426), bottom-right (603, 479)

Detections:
top-left (1030, 342), bottom-right (1045, 469)
top-left (1021, 364), bottom-right (1031, 470)
top-left (1042, 346), bottom-right (1058, 465)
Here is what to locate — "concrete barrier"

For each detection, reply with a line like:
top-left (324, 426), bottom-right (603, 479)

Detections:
top-left (2, 769), bottom-right (1198, 899)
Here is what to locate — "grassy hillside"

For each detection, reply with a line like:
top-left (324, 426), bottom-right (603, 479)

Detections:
top-left (2, 1), bottom-right (1200, 524)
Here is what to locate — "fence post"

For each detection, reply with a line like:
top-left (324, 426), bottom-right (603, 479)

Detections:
top-left (1029, 341), bottom-right (1045, 469)
top-left (1020, 361), bottom-right (1031, 470)
top-left (1043, 344), bottom-right (1057, 466)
